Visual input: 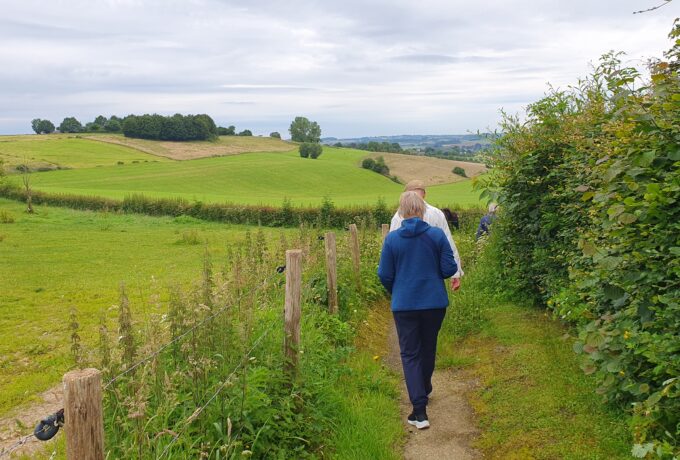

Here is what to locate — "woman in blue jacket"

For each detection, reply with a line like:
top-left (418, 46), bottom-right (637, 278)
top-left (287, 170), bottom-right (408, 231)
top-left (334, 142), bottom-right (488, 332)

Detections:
top-left (378, 191), bottom-right (458, 429)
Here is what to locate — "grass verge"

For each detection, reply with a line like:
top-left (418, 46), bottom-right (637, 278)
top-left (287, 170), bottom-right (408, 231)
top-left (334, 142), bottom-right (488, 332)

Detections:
top-left (441, 304), bottom-right (632, 459)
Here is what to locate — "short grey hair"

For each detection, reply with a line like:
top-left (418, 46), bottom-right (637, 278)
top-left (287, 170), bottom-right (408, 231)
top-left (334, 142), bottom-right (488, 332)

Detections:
top-left (399, 191), bottom-right (425, 219)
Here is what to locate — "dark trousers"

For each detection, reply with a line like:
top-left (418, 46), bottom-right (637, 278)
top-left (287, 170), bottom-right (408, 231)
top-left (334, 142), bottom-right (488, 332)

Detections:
top-left (393, 308), bottom-right (446, 413)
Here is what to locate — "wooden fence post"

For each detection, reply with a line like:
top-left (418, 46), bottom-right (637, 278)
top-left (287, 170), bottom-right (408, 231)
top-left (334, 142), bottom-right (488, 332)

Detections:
top-left (284, 249), bottom-right (302, 380)
top-left (63, 368), bottom-right (104, 460)
top-left (381, 224), bottom-right (390, 240)
top-left (324, 232), bottom-right (338, 314)
top-left (348, 224), bottom-right (361, 287)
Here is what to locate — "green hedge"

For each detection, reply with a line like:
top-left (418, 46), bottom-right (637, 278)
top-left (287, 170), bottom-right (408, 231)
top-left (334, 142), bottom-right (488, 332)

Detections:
top-left (0, 184), bottom-right (483, 230)
top-left (487, 25), bottom-right (679, 458)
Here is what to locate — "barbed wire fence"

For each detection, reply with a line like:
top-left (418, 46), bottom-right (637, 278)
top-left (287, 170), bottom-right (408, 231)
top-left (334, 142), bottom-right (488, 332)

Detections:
top-left (0, 226), bottom-right (363, 459)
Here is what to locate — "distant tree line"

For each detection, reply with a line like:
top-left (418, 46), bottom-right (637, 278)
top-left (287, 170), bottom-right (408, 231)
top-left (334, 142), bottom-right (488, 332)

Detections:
top-left (122, 114), bottom-right (218, 141)
top-left (334, 141), bottom-right (403, 153)
top-left (30, 115), bottom-right (259, 141)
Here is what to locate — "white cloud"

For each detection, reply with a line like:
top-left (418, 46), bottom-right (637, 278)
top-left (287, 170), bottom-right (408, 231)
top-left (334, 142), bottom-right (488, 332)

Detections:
top-left (0, 0), bottom-right (677, 136)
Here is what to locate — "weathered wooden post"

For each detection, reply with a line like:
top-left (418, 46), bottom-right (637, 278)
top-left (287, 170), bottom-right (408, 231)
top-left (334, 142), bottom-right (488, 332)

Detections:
top-left (284, 249), bottom-right (302, 380)
top-left (381, 224), bottom-right (390, 240)
top-left (349, 224), bottom-right (361, 285)
top-left (63, 368), bottom-right (105, 460)
top-left (324, 232), bottom-right (338, 314)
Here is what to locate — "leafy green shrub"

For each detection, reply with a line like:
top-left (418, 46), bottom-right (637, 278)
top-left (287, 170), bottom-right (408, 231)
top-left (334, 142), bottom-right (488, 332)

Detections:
top-left (452, 166), bottom-right (467, 177)
top-left (299, 143), bottom-right (322, 159)
top-left (486, 24), bottom-right (680, 457)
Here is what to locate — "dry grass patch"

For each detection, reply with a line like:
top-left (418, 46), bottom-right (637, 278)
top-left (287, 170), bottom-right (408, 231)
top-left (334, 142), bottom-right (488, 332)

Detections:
top-left (84, 134), bottom-right (297, 160)
top-left (365, 152), bottom-right (487, 186)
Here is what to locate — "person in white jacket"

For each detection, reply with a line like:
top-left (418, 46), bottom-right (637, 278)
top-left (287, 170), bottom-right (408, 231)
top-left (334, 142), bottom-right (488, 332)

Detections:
top-left (390, 180), bottom-right (463, 290)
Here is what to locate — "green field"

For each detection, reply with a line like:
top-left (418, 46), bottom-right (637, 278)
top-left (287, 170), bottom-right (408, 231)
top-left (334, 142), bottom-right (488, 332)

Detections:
top-left (0, 134), bottom-right (167, 170)
top-left (18, 147), bottom-right (481, 208)
top-left (0, 198), bottom-right (297, 416)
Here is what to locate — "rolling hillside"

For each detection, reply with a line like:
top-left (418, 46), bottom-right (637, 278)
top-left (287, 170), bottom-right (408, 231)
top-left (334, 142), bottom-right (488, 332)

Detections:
top-left (18, 142), bottom-right (483, 208)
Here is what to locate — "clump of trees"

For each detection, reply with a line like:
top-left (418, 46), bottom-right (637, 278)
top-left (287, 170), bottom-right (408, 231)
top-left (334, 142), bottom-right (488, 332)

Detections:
top-left (452, 166), bottom-right (467, 177)
top-left (122, 113), bottom-right (217, 141)
top-left (31, 118), bottom-right (55, 134)
top-left (217, 125), bottom-right (236, 135)
top-left (361, 156), bottom-right (389, 175)
top-left (270, 132), bottom-right (281, 139)
top-left (291, 116), bottom-right (323, 159)
top-left (299, 142), bottom-right (323, 159)
top-left (335, 141), bottom-right (402, 153)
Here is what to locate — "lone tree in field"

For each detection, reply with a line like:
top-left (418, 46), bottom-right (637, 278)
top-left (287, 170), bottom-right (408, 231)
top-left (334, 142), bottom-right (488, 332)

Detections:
top-left (289, 116), bottom-right (321, 143)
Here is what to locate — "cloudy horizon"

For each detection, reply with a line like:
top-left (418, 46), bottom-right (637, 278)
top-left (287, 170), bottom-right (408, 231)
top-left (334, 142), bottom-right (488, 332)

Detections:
top-left (1, 0), bottom-right (677, 138)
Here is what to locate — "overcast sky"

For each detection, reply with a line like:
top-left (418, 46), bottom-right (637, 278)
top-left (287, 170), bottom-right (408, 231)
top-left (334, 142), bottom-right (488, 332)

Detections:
top-left (0, 0), bottom-right (677, 137)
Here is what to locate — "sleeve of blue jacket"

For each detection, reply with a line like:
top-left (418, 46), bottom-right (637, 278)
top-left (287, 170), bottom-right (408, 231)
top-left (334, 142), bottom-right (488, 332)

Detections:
top-left (377, 239), bottom-right (395, 293)
top-left (438, 233), bottom-right (458, 279)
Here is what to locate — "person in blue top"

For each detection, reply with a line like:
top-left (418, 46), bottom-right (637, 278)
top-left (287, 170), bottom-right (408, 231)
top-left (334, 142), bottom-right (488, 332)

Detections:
top-left (476, 202), bottom-right (498, 240)
top-left (378, 191), bottom-right (458, 430)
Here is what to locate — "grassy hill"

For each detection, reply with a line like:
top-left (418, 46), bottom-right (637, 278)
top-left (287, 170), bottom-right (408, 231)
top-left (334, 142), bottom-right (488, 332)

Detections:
top-left (0, 134), bottom-right (166, 170)
top-left (21, 145), bottom-right (483, 208)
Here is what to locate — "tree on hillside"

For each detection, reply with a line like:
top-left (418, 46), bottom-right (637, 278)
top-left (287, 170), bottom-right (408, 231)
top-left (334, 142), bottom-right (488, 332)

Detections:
top-left (94, 115), bottom-right (107, 127)
top-left (31, 118), bottom-right (42, 134)
top-left (238, 129), bottom-right (252, 136)
top-left (299, 142), bottom-right (322, 159)
top-left (289, 116), bottom-right (321, 143)
top-left (31, 118), bottom-right (55, 134)
top-left (104, 117), bottom-right (121, 132)
top-left (37, 119), bottom-right (55, 134)
top-left (270, 131), bottom-right (281, 139)
top-left (59, 117), bottom-right (83, 133)
top-left (452, 166), bottom-right (467, 177)
top-left (217, 125), bottom-right (236, 135)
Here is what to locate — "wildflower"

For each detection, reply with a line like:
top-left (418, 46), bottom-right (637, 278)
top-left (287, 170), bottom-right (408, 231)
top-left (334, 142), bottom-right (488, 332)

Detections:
top-left (624, 330), bottom-right (631, 340)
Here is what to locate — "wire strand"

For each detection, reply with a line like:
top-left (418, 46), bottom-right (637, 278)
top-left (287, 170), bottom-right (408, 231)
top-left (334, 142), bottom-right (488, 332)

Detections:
top-left (156, 324), bottom-right (275, 459)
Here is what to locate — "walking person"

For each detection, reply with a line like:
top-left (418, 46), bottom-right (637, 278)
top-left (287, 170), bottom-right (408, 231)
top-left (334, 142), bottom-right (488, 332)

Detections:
top-left (476, 202), bottom-right (498, 240)
top-left (378, 191), bottom-right (458, 429)
top-left (390, 180), bottom-right (463, 290)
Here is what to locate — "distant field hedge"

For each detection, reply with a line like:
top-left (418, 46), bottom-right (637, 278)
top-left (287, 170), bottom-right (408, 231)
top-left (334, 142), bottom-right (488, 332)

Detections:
top-left (0, 184), bottom-right (484, 229)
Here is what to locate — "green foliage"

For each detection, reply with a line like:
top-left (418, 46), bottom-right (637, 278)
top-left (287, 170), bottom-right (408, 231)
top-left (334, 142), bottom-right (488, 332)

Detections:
top-left (452, 166), bottom-right (467, 177)
top-left (0, 209), bottom-right (15, 223)
top-left (362, 156), bottom-right (390, 176)
top-left (299, 142), bottom-right (322, 159)
top-left (122, 113), bottom-right (218, 141)
top-left (289, 116), bottom-right (321, 143)
top-left (486, 24), bottom-right (680, 457)
top-left (269, 131), bottom-right (281, 139)
top-left (238, 129), bottom-right (252, 136)
top-left (218, 125), bottom-right (236, 135)
top-left (58, 116), bottom-right (83, 133)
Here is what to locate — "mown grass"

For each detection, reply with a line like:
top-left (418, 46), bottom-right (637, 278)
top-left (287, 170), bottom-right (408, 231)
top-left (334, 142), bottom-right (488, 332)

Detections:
top-left (18, 146), bottom-right (482, 207)
top-left (454, 305), bottom-right (632, 459)
top-left (0, 134), bottom-right (165, 170)
top-left (435, 233), bottom-right (632, 459)
top-left (0, 198), bottom-right (296, 416)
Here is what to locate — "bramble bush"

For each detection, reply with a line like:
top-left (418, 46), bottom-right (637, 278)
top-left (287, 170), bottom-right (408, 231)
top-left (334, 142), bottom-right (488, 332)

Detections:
top-left (486, 22), bottom-right (679, 458)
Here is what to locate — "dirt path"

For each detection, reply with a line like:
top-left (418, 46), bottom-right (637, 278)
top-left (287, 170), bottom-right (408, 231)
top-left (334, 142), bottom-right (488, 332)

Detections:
top-left (0, 386), bottom-right (62, 458)
top-left (385, 321), bottom-right (481, 459)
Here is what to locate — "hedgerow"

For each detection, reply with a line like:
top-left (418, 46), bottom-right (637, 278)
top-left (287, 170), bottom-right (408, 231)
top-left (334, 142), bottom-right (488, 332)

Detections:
top-left (486, 22), bottom-right (679, 458)
top-left (0, 184), bottom-right (483, 230)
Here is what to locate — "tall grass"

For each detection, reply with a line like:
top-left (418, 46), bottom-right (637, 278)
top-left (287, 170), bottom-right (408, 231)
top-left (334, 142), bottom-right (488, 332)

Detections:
top-left (68, 220), bottom-right (400, 458)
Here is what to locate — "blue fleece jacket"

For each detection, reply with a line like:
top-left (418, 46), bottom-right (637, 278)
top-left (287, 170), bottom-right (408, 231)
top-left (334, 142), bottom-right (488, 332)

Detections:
top-left (377, 217), bottom-right (458, 311)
